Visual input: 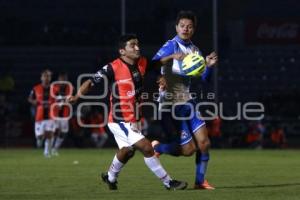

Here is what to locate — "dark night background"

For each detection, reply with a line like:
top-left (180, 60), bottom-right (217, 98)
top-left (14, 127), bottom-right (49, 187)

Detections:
top-left (0, 0), bottom-right (299, 148)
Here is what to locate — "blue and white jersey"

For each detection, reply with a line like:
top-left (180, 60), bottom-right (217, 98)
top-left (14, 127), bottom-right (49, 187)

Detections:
top-left (153, 35), bottom-right (200, 75)
top-left (153, 35), bottom-right (212, 103)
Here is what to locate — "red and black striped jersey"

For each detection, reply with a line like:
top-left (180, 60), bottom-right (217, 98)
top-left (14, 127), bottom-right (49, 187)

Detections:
top-left (91, 57), bottom-right (148, 123)
top-left (29, 84), bottom-right (55, 121)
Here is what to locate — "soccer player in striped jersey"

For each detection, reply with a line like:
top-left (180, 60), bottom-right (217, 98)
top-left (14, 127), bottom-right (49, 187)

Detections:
top-left (67, 34), bottom-right (187, 190)
top-left (51, 72), bottom-right (73, 156)
top-left (28, 69), bottom-right (56, 158)
top-left (152, 10), bottom-right (218, 189)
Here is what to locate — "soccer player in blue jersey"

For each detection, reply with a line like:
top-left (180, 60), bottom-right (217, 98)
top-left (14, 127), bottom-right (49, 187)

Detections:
top-left (152, 10), bottom-right (218, 189)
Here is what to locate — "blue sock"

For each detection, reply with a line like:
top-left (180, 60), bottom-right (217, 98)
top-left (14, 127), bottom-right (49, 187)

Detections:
top-left (195, 151), bottom-right (209, 185)
top-left (154, 142), bottom-right (180, 156)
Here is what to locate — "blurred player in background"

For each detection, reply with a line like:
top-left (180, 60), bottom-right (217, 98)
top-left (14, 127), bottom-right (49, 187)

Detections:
top-left (28, 69), bottom-right (56, 158)
top-left (152, 10), bottom-right (217, 189)
top-left (89, 109), bottom-right (108, 148)
top-left (68, 34), bottom-right (187, 190)
top-left (51, 72), bottom-right (73, 156)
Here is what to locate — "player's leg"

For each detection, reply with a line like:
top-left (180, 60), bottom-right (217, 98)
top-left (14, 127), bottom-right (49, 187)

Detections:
top-left (43, 120), bottom-right (56, 158)
top-left (153, 123), bottom-right (196, 156)
top-left (101, 123), bottom-right (136, 190)
top-left (102, 146), bottom-right (135, 189)
top-left (179, 100), bottom-right (214, 189)
top-left (191, 116), bottom-right (214, 189)
top-left (35, 121), bottom-right (44, 148)
top-left (153, 104), bottom-right (197, 157)
top-left (130, 123), bottom-right (187, 190)
top-left (52, 120), bottom-right (68, 155)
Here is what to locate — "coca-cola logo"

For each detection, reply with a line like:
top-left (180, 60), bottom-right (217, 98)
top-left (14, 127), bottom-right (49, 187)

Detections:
top-left (257, 23), bottom-right (299, 39)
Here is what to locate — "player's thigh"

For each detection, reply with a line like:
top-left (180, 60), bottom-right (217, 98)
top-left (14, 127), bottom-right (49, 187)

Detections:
top-left (35, 121), bottom-right (44, 138)
top-left (194, 125), bottom-right (210, 146)
top-left (176, 120), bottom-right (196, 156)
top-left (59, 120), bottom-right (69, 133)
top-left (189, 109), bottom-right (206, 135)
top-left (44, 120), bottom-right (56, 134)
top-left (133, 137), bottom-right (153, 156)
top-left (181, 140), bottom-right (196, 156)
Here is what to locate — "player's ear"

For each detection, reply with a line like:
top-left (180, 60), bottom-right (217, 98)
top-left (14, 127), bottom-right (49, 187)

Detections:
top-left (175, 24), bottom-right (179, 33)
top-left (119, 49), bottom-right (125, 56)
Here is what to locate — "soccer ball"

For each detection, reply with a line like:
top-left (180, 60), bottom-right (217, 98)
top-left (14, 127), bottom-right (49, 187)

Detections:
top-left (182, 53), bottom-right (206, 77)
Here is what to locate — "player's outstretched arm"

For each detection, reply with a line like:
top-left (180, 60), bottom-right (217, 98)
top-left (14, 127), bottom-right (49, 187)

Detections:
top-left (67, 79), bottom-right (93, 104)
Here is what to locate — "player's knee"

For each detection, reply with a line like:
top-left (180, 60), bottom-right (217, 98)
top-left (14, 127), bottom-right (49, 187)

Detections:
top-left (199, 139), bottom-right (211, 152)
top-left (182, 147), bottom-right (195, 156)
top-left (126, 147), bottom-right (135, 159)
top-left (181, 142), bottom-right (196, 156)
top-left (142, 143), bottom-right (155, 157)
top-left (118, 147), bottom-right (135, 163)
top-left (182, 144), bottom-right (196, 156)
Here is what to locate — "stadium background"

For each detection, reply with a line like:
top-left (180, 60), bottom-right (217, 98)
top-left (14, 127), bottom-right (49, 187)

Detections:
top-left (0, 0), bottom-right (300, 148)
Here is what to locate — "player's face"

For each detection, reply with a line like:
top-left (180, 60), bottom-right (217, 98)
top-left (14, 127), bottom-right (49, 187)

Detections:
top-left (41, 72), bottom-right (51, 85)
top-left (58, 75), bottom-right (68, 81)
top-left (123, 39), bottom-right (141, 60)
top-left (176, 18), bottom-right (195, 41)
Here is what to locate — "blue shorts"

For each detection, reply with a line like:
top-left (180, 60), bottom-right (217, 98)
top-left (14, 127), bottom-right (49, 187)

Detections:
top-left (173, 100), bottom-right (206, 145)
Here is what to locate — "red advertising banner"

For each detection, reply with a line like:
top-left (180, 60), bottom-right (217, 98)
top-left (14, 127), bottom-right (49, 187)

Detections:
top-left (245, 20), bottom-right (300, 44)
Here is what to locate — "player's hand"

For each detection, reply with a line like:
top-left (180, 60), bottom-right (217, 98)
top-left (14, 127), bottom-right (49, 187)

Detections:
top-left (42, 101), bottom-right (50, 107)
top-left (172, 53), bottom-right (186, 60)
top-left (157, 76), bottom-right (167, 92)
top-left (206, 51), bottom-right (218, 67)
top-left (66, 96), bottom-right (79, 104)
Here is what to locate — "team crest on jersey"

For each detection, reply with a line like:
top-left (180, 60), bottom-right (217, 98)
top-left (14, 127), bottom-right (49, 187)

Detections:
top-left (127, 90), bottom-right (135, 97)
top-left (102, 65), bottom-right (108, 72)
top-left (94, 71), bottom-right (103, 82)
top-left (181, 131), bottom-right (189, 140)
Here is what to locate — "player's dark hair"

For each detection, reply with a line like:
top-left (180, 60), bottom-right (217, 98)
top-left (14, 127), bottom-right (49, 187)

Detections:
top-left (176, 10), bottom-right (197, 28)
top-left (41, 69), bottom-right (52, 76)
top-left (58, 71), bottom-right (68, 77)
top-left (118, 34), bottom-right (138, 49)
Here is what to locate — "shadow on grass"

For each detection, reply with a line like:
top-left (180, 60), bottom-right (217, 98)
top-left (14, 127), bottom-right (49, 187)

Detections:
top-left (185, 182), bottom-right (300, 191)
top-left (217, 182), bottom-right (300, 189)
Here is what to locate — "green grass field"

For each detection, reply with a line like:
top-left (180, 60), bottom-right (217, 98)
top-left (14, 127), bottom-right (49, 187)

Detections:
top-left (0, 149), bottom-right (300, 200)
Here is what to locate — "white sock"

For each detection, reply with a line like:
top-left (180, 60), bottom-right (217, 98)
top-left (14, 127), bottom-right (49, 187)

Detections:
top-left (44, 138), bottom-right (53, 155)
top-left (144, 156), bottom-right (172, 187)
top-left (108, 155), bottom-right (124, 183)
top-left (36, 138), bottom-right (43, 148)
top-left (54, 137), bottom-right (64, 150)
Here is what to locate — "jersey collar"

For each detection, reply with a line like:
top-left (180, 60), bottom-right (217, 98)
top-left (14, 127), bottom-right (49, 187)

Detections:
top-left (174, 35), bottom-right (192, 46)
top-left (119, 57), bottom-right (137, 67)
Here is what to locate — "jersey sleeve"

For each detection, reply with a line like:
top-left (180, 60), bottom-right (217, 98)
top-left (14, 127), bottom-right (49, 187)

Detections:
top-left (91, 64), bottom-right (114, 86)
top-left (201, 67), bottom-right (213, 82)
top-left (152, 40), bottom-right (175, 61)
top-left (28, 89), bottom-right (36, 99)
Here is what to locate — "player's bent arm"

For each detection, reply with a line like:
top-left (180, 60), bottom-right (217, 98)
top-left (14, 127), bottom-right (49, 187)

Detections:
top-left (28, 95), bottom-right (37, 106)
top-left (160, 53), bottom-right (186, 65)
top-left (67, 79), bottom-right (93, 104)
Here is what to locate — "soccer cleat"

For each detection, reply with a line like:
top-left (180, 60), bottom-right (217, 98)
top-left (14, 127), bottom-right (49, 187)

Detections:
top-left (194, 180), bottom-right (215, 190)
top-left (165, 180), bottom-right (188, 190)
top-left (151, 140), bottom-right (161, 158)
top-left (101, 172), bottom-right (118, 190)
